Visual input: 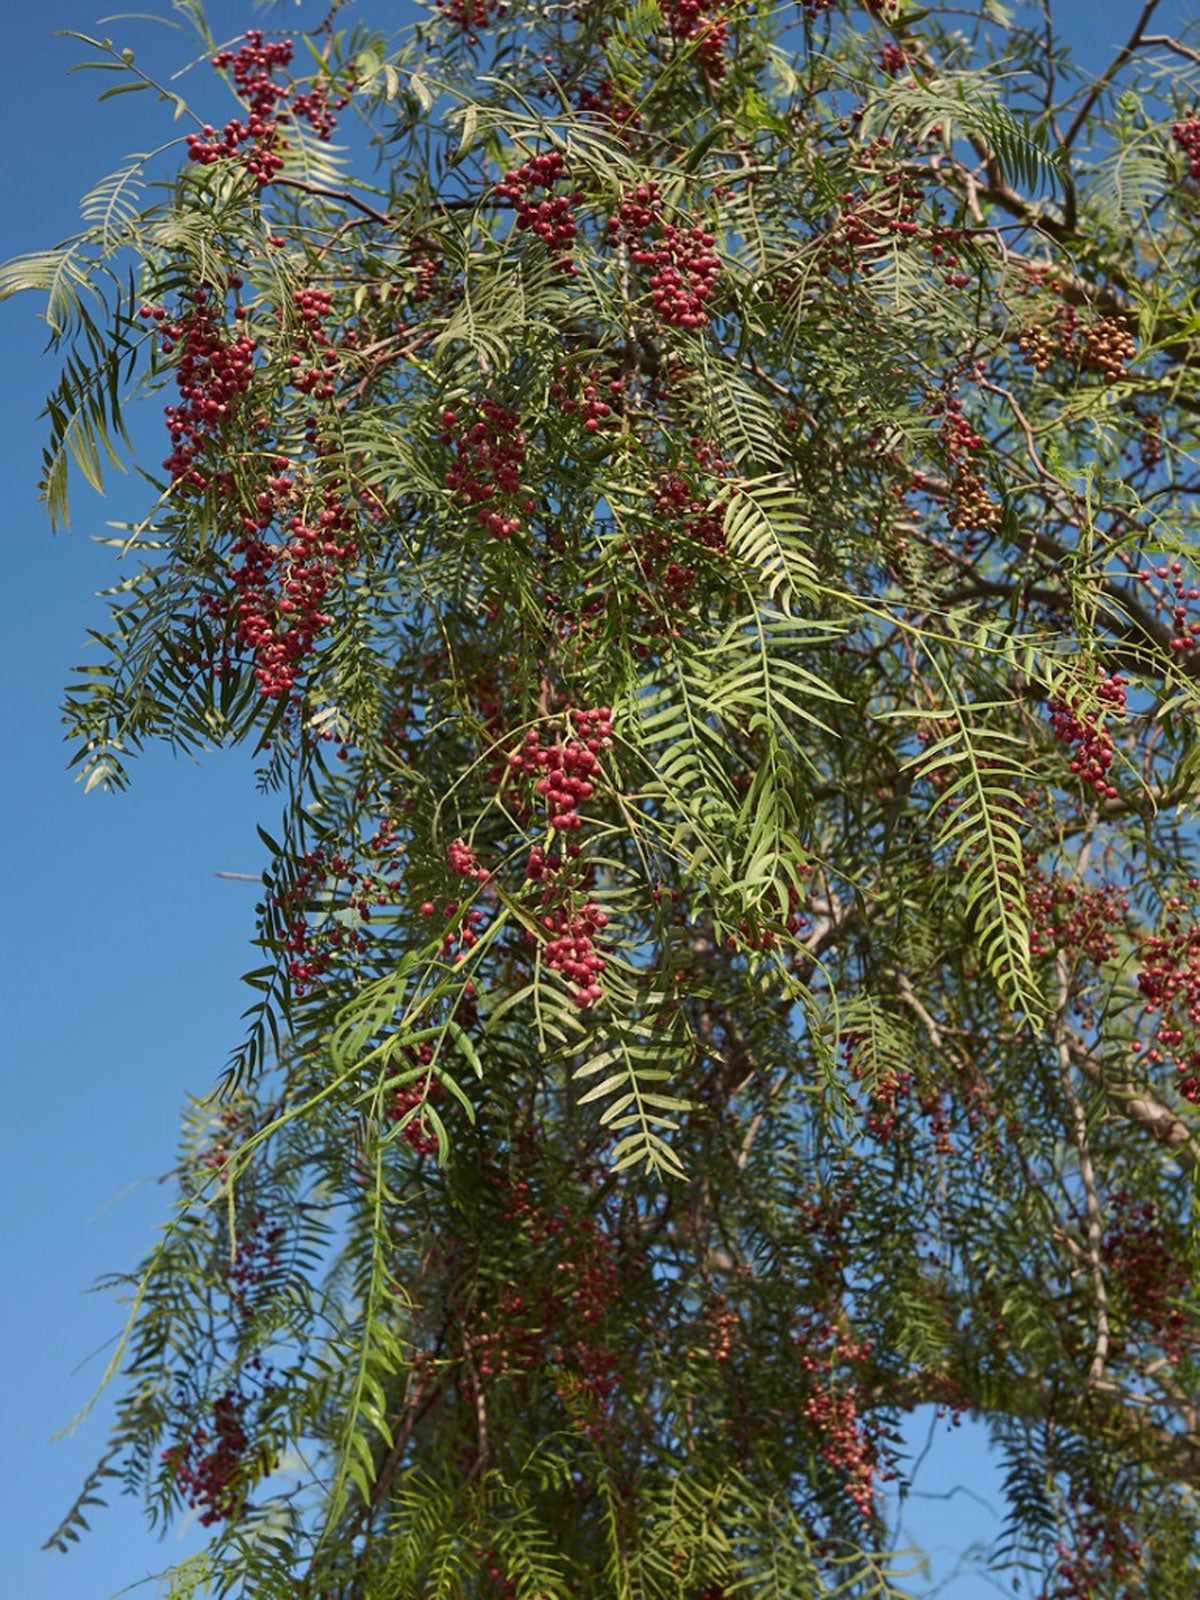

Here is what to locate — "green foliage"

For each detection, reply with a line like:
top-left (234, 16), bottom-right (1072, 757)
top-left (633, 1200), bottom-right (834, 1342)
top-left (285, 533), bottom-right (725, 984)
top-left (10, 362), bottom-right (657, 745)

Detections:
top-left (14, 0), bottom-right (1200, 1595)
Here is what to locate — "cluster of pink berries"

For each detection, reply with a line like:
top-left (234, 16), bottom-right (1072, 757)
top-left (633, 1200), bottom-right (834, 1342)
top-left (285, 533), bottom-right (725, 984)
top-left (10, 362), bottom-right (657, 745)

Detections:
top-left (438, 0), bottom-right (505, 44)
top-left (472, 1169), bottom-right (623, 1435)
top-left (575, 75), bottom-right (641, 134)
top-left (662, 0), bottom-right (730, 81)
top-left (1047, 670), bottom-right (1126, 799)
top-left (1173, 118), bottom-right (1200, 182)
top-left (793, 1323), bottom-right (889, 1521)
top-left (187, 33), bottom-right (350, 185)
top-left (1131, 885), bottom-right (1200, 1101)
top-left (1126, 558), bottom-right (1200, 653)
top-left (543, 901), bottom-right (609, 1007)
top-left (141, 292), bottom-right (258, 493)
top-left (607, 184), bottom-right (721, 329)
top-left (1103, 1191), bottom-right (1190, 1361)
top-left (495, 150), bottom-right (581, 274)
top-left (268, 843), bottom-right (386, 994)
top-left (503, 708), bottom-right (613, 832)
top-left (226, 486), bottom-right (359, 699)
top-left (287, 285), bottom-right (340, 399)
top-left (549, 364), bottom-right (624, 433)
top-left (440, 400), bottom-right (533, 540)
top-left (447, 837), bottom-right (488, 880)
top-left (1039, 1497), bottom-right (1142, 1600)
top-left (1025, 865), bottom-right (1126, 966)
top-left (386, 1042), bottom-right (445, 1156)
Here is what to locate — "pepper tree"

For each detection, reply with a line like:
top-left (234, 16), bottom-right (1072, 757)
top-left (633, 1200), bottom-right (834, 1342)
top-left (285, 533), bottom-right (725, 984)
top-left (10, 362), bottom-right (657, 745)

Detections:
top-left (10, 0), bottom-right (1200, 1593)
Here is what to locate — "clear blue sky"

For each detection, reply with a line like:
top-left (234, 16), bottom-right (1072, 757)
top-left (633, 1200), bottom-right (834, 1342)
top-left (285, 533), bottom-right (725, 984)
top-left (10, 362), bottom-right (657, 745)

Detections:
top-left (0, 3), bottom-right (1182, 1597)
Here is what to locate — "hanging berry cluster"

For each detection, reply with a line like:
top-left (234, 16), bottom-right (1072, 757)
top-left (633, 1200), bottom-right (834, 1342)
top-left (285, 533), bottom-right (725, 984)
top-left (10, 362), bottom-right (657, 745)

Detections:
top-left (465, 1168), bottom-right (622, 1438)
top-left (792, 1319), bottom-right (892, 1522)
top-left (632, 447), bottom-right (729, 628)
top-left (1131, 884), bottom-right (1200, 1102)
top-left (934, 392), bottom-right (999, 531)
top-left (438, 0), bottom-right (505, 44)
top-left (499, 710), bottom-right (614, 1006)
top-left (288, 285), bottom-right (340, 399)
top-left (549, 363), bottom-right (625, 434)
top-left (1103, 1192), bottom-right (1190, 1362)
top-left (606, 184), bottom-right (721, 330)
top-left (268, 841), bottom-right (393, 995)
top-left (1047, 670), bottom-right (1126, 800)
top-left (141, 291), bottom-right (258, 494)
top-left (1172, 118), bottom-right (1200, 183)
top-left (186, 32), bottom-right (350, 185)
top-left (163, 1388), bottom-right (251, 1526)
top-left (225, 483), bottom-right (360, 699)
top-left (1039, 1497), bottom-right (1143, 1600)
top-left (503, 707), bottom-right (613, 832)
top-left (1125, 559), bottom-right (1200, 654)
top-left (1025, 864), bottom-right (1126, 966)
top-left (495, 151), bottom-right (581, 275)
top-left (386, 1042), bottom-right (445, 1157)
top-left (661, 0), bottom-right (730, 82)
top-left (441, 400), bottom-right (533, 540)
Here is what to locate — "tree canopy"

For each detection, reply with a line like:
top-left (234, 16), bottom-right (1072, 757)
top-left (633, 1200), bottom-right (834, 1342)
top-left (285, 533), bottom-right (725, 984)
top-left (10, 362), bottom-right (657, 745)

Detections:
top-left (10, 0), bottom-right (1200, 1593)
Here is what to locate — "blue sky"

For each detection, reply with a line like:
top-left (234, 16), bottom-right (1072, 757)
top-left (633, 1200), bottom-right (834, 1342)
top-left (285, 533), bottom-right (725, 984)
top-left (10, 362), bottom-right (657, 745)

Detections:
top-left (0, 3), bottom-right (1185, 1597)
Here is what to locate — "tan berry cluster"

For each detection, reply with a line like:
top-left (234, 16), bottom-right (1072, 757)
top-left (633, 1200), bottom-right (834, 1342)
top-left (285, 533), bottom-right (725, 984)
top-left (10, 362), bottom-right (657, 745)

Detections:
top-left (935, 392), bottom-right (999, 531)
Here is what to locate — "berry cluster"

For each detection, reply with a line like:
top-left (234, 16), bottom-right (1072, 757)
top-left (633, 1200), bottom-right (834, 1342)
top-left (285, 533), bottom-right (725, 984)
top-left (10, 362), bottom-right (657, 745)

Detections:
top-left (288, 285), bottom-right (340, 399)
top-left (1103, 1191), bottom-right (1190, 1360)
top-left (1025, 865), bottom-right (1126, 966)
top-left (1172, 118), bottom-right (1200, 182)
top-left (607, 185), bottom-right (721, 329)
top-left (934, 393), bottom-right (999, 531)
top-left (386, 1042), bottom-right (445, 1157)
top-left (549, 364), bottom-right (624, 433)
top-left (269, 843), bottom-right (383, 995)
top-left (1039, 1498), bottom-right (1142, 1600)
top-left (638, 453), bottom-right (729, 619)
top-left (793, 1322), bottom-right (889, 1521)
top-left (503, 708), bottom-right (613, 832)
top-left (1132, 886), bottom-right (1200, 1101)
top-left (466, 1170), bottom-right (622, 1438)
top-left (447, 836), bottom-right (488, 880)
top-left (438, 0), bottom-right (505, 43)
top-left (163, 1387), bottom-right (251, 1526)
top-left (662, 0), bottom-right (730, 81)
top-left (575, 75), bottom-right (641, 135)
top-left (141, 293), bottom-right (259, 493)
top-left (224, 1212), bottom-right (285, 1319)
top-left (228, 486), bottom-right (359, 699)
top-left (187, 33), bottom-right (350, 185)
top-left (543, 900), bottom-right (609, 1007)
top-left (495, 150), bottom-right (581, 274)
top-left (440, 400), bottom-right (533, 540)
top-left (1047, 670), bottom-right (1126, 800)
top-left (845, 1036), bottom-right (913, 1144)
top-left (1125, 558), bottom-right (1200, 654)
